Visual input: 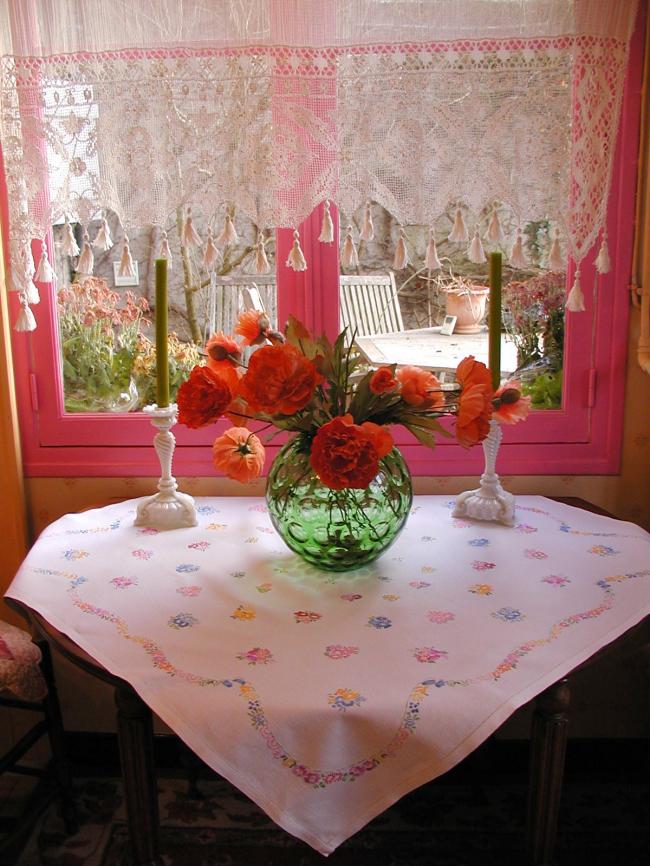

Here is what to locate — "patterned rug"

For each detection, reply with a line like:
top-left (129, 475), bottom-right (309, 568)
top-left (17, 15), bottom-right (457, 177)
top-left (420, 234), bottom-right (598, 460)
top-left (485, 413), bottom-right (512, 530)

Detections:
top-left (14, 775), bottom-right (650, 866)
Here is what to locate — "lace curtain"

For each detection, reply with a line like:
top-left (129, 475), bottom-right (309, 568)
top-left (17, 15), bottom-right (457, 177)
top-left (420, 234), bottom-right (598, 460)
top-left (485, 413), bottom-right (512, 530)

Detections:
top-left (0, 0), bottom-right (640, 331)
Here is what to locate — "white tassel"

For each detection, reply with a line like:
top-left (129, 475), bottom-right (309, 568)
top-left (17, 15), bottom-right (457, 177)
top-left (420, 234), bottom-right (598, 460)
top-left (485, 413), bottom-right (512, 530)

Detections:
top-left (25, 280), bottom-right (40, 305)
top-left (286, 229), bottom-right (307, 271)
top-left (62, 221), bottom-right (80, 257)
top-left (77, 231), bottom-right (94, 275)
top-left (468, 226), bottom-right (487, 264)
top-left (548, 229), bottom-right (564, 271)
top-left (34, 242), bottom-right (55, 283)
top-left (425, 230), bottom-right (442, 271)
top-left (118, 235), bottom-right (135, 278)
top-left (93, 217), bottom-right (113, 251)
top-left (392, 228), bottom-right (410, 270)
top-left (182, 208), bottom-right (202, 248)
top-left (14, 301), bottom-right (36, 332)
top-left (254, 234), bottom-right (271, 274)
top-left (485, 211), bottom-right (504, 244)
top-left (158, 231), bottom-right (172, 267)
top-left (359, 202), bottom-right (374, 241)
top-left (448, 208), bottom-right (468, 244)
top-left (318, 201), bottom-right (334, 243)
top-left (509, 229), bottom-right (528, 269)
top-left (216, 213), bottom-right (238, 247)
top-left (595, 232), bottom-right (611, 274)
top-left (341, 226), bottom-right (359, 269)
top-left (202, 227), bottom-right (221, 270)
top-left (565, 268), bottom-right (585, 312)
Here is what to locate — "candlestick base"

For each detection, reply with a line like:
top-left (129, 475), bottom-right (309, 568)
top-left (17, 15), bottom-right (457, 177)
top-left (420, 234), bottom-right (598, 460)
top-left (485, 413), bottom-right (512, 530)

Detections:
top-left (134, 404), bottom-right (198, 531)
top-left (453, 419), bottom-right (515, 526)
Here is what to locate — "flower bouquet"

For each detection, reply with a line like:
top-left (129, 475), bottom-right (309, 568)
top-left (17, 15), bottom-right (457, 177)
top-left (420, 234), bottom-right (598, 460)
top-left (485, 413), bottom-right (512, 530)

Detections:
top-left (177, 310), bottom-right (530, 570)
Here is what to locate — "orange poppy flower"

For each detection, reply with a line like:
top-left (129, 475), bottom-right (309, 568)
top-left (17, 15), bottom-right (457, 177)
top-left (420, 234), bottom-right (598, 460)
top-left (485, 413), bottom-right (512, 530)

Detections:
top-left (310, 415), bottom-right (380, 489)
top-left (455, 355), bottom-right (493, 391)
top-left (205, 331), bottom-right (241, 362)
top-left (238, 343), bottom-right (322, 415)
top-left (212, 427), bottom-right (265, 482)
top-left (206, 357), bottom-right (242, 394)
top-left (493, 380), bottom-right (532, 425)
top-left (177, 365), bottom-right (233, 429)
top-left (360, 420), bottom-right (394, 458)
top-left (455, 383), bottom-right (492, 448)
top-left (396, 366), bottom-right (444, 409)
top-left (370, 366), bottom-right (398, 395)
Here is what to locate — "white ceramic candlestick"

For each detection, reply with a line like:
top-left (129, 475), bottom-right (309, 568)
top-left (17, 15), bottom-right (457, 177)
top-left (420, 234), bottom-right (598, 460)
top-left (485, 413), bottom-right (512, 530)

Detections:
top-left (453, 419), bottom-right (515, 526)
top-left (134, 404), bottom-right (198, 530)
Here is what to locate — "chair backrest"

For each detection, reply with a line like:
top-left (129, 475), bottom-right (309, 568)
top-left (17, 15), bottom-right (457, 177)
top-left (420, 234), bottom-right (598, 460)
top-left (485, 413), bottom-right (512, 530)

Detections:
top-left (205, 272), bottom-right (403, 340)
top-left (204, 274), bottom-right (277, 339)
top-left (339, 273), bottom-right (404, 337)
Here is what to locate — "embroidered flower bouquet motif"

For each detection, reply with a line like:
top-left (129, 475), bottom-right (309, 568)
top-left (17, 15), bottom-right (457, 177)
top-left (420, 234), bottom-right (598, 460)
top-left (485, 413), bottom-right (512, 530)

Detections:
top-left (177, 313), bottom-right (530, 571)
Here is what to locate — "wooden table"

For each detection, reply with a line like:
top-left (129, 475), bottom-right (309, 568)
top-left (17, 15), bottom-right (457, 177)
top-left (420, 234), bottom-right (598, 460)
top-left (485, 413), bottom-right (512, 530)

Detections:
top-left (7, 498), bottom-right (649, 866)
top-left (354, 326), bottom-right (519, 376)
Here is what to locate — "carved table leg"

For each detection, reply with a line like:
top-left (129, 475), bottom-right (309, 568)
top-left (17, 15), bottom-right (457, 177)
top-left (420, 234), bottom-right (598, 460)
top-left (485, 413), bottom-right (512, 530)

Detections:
top-left (115, 684), bottom-right (162, 866)
top-left (526, 678), bottom-right (570, 866)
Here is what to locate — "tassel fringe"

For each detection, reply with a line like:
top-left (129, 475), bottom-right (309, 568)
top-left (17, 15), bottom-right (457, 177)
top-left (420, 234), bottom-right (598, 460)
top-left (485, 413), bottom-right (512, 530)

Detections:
top-left (217, 214), bottom-right (238, 247)
top-left (468, 227), bottom-right (486, 264)
top-left (425, 230), bottom-right (442, 271)
top-left (565, 269), bottom-right (585, 312)
top-left (485, 211), bottom-right (504, 245)
top-left (548, 229), bottom-right (564, 271)
top-left (62, 221), bottom-right (80, 257)
top-left (159, 231), bottom-right (172, 267)
top-left (93, 218), bottom-right (113, 251)
top-left (359, 203), bottom-right (374, 241)
top-left (14, 301), bottom-right (36, 332)
top-left (595, 232), bottom-right (611, 274)
top-left (35, 243), bottom-right (55, 283)
top-left (77, 231), bottom-right (94, 275)
top-left (25, 280), bottom-right (40, 305)
top-left (182, 208), bottom-right (202, 248)
top-left (448, 208), bottom-right (468, 244)
top-left (341, 226), bottom-right (359, 269)
top-left (202, 228), bottom-right (221, 270)
top-left (119, 236), bottom-right (135, 278)
top-left (392, 228), bottom-right (410, 270)
top-left (255, 234), bottom-right (271, 274)
top-left (318, 201), bottom-right (334, 243)
top-left (286, 229), bottom-right (307, 271)
top-left (509, 229), bottom-right (528, 269)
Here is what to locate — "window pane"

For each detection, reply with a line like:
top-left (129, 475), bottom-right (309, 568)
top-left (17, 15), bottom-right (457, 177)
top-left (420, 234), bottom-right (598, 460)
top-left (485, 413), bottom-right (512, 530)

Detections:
top-left (339, 204), bottom-right (565, 408)
top-left (53, 212), bottom-right (276, 413)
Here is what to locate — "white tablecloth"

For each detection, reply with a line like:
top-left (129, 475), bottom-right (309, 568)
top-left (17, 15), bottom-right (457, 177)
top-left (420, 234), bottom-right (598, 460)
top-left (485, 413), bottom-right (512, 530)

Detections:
top-left (6, 496), bottom-right (650, 854)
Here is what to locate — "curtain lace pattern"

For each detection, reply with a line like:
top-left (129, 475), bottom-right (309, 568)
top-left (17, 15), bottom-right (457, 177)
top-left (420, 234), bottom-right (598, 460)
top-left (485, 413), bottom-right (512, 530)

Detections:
top-left (0, 0), bottom-right (639, 330)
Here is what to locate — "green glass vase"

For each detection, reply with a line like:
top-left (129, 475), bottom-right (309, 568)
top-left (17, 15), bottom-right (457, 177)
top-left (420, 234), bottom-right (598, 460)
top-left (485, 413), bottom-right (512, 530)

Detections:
top-left (265, 436), bottom-right (413, 571)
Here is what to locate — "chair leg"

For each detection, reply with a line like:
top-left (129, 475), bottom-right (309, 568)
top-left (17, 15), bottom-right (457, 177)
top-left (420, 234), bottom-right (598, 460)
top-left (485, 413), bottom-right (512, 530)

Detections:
top-left (526, 677), bottom-right (570, 866)
top-left (36, 640), bottom-right (78, 834)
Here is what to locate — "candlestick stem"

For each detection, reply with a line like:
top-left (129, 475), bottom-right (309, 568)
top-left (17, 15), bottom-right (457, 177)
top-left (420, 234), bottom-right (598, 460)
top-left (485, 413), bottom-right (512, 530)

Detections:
top-left (453, 419), bottom-right (515, 526)
top-left (134, 404), bottom-right (197, 530)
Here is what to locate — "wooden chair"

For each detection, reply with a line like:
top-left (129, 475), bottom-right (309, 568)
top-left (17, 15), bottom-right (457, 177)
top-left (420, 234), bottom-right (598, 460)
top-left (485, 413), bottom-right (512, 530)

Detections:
top-left (339, 273), bottom-right (404, 337)
top-left (204, 274), bottom-right (277, 339)
top-left (204, 272), bottom-right (404, 342)
top-left (0, 620), bottom-right (77, 855)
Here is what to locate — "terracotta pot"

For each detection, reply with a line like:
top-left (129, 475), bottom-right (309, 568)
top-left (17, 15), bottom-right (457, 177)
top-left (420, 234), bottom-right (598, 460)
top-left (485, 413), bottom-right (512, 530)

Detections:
top-left (444, 286), bottom-right (490, 334)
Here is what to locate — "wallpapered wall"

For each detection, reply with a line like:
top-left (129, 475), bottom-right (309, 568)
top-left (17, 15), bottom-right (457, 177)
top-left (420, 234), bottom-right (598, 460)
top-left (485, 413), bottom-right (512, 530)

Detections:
top-left (16, 313), bottom-right (650, 739)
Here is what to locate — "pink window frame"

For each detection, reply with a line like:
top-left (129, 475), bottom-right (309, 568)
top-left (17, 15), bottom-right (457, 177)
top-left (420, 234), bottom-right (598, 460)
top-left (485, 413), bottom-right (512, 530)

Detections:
top-left (4, 5), bottom-right (644, 478)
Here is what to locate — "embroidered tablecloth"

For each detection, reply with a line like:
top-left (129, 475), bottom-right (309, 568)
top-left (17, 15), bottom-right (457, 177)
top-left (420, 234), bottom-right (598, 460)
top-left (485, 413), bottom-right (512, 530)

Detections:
top-left (6, 496), bottom-right (650, 854)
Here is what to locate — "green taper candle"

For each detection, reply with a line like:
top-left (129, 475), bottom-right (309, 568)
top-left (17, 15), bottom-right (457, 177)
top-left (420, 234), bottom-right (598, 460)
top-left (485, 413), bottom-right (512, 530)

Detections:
top-left (155, 258), bottom-right (170, 408)
top-left (488, 251), bottom-right (502, 391)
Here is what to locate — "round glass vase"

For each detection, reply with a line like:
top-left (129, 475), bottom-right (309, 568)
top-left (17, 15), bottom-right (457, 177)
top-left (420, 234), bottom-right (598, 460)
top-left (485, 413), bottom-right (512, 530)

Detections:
top-left (265, 436), bottom-right (413, 571)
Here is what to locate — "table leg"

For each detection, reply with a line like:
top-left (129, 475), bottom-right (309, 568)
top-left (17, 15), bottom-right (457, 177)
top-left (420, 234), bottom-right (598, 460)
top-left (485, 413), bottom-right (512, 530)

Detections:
top-left (526, 677), bottom-right (570, 866)
top-left (115, 684), bottom-right (162, 866)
